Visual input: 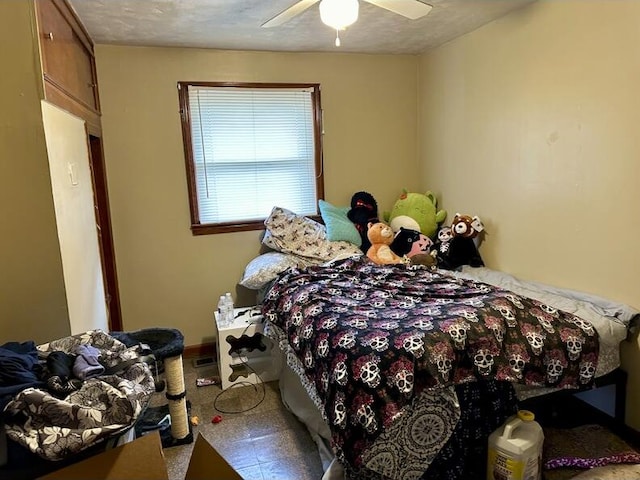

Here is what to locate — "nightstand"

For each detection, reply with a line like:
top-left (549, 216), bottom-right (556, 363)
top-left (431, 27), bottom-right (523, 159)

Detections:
top-left (214, 306), bottom-right (281, 390)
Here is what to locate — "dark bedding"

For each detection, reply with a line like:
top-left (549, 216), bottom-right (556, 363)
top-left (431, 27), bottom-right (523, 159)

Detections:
top-left (262, 256), bottom-right (600, 478)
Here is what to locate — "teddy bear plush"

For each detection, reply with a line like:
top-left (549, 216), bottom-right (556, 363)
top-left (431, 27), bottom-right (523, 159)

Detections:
top-left (384, 189), bottom-right (447, 239)
top-left (436, 213), bottom-right (485, 270)
top-left (366, 222), bottom-right (403, 265)
top-left (347, 191), bottom-right (379, 253)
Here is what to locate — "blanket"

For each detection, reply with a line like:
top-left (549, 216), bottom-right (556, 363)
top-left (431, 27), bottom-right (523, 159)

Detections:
top-left (262, 257), bottom-right (600, 478)
top-left (3, 330), bottom-right (155, 461)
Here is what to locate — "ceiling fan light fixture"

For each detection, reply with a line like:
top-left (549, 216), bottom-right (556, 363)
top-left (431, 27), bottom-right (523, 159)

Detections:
top-left (319, 0), bottom-right (359, 30)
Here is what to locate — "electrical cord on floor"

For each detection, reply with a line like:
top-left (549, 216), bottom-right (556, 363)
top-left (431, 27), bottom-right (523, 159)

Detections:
top-left (213, 318), bottom-right (267, 414)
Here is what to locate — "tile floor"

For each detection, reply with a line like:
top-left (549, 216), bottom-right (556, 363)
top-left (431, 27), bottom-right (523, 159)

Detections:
top-left (154, 359), bottom-right (325, 480)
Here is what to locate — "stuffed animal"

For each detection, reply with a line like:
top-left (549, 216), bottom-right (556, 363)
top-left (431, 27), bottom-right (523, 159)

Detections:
top-left (366, 222), bottom-right (403, 265)
top-left (347, 191), bottom-right (379, 253)
top-left (450, 213), bottom-right (484, 242)
top-left (409, 253), bottom-right (437, 268)
top-left (391, 228), bottom-right (438, 268)
top-left (435, 226), bottom-right (454, 255)
top-left (384, 189), bottom-right (447, 239)
top-left (390, 227), bottom-right (432, 256)
top-left (436, 213), bottom-right (485, 270)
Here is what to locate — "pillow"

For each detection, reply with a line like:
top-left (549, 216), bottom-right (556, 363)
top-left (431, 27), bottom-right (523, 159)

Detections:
top-left (239, 252), bottom-right (317, 290)
top-left (262, 206), bottom-right (362, 261)
top-left (318, 200), bottom-right (361, 246)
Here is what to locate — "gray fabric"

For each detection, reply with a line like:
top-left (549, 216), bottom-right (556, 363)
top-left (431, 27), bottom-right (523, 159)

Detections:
top-left (240, 252), bottom-right (321, 290)
top-left (279, 363), bottom-right (334, 469)
top-left (457, 267), bottom-right (638, 327)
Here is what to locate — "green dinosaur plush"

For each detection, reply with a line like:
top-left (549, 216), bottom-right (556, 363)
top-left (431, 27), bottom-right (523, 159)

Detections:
top-left (384, 189), bottom-right (447, 239)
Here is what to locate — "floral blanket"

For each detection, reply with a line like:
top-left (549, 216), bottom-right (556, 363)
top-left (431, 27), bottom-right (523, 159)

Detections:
top-left (262, 257), bottom-right (600, 478)
top-left (3, 330), bottom-right (155, 461)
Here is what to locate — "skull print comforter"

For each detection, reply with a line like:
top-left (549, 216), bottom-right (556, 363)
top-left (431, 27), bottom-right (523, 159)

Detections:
top-left (262, 256), bottom-right (600, 479)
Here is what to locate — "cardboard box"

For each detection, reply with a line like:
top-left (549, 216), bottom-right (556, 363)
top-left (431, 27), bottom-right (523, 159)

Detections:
top-left (39, 431), bottom-right (242, 480)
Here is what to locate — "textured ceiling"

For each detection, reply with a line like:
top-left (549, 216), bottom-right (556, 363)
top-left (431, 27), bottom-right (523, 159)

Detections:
top-left (68, 0), bottom-right (535, 55)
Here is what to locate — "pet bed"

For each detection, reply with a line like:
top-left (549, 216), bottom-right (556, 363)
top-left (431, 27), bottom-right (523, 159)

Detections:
top-left (2, 330), bottom-right (155, 462)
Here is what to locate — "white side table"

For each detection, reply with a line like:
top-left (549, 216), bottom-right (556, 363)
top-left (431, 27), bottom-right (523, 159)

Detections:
top-left (214, 306), bottom-right (281, 390)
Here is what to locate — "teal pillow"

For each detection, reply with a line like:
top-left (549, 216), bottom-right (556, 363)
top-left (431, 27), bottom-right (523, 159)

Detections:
top-left (319, 200), bottom-right (362, 247)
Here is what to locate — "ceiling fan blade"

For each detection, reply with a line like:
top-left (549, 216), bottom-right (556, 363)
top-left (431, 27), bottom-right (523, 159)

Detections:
top-left (363, 0), bottom-right (432, 20)
top-left (261, 0), bottom-right (321, 28)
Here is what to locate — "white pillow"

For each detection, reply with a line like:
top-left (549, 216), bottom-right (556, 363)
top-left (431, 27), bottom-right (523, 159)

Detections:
top-left (262, 206), bottom-right (361, 261)
top-left (240, 252), bottom-right (316, 290)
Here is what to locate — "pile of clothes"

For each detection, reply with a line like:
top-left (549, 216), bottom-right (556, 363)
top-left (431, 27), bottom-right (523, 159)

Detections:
top-left (0, 330), bottom-right (155, 461)
top-left (0, 341), bottom-right (111, 409)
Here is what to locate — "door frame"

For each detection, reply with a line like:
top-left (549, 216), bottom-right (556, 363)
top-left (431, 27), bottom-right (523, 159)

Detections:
top-left (87, 132), bottom-right (123, 331)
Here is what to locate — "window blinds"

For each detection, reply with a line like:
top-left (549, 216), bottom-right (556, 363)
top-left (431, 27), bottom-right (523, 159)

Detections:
top-left (188, 85), bottom-right (318, 224)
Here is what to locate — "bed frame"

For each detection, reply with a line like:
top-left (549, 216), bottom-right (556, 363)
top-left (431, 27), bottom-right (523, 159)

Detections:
top-left (520, 367), bottom-right (640, 449)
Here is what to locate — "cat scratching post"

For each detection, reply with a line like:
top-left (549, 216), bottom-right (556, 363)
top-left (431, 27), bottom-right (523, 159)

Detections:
top-left (110, 328), bottom-right (192, 446)
top-left (164, 353), bottom-right (189, 441)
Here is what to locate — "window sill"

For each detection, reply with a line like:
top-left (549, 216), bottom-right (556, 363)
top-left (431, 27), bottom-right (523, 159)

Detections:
top-left (191, 215), bottom-right (322, 235)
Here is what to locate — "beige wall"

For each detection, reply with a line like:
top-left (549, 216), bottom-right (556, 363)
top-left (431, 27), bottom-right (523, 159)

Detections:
top-left (95, 46), bottom-right (419, 347)
top-left (418, 0), bottom-right (640, 427)
top-left (0, 2), bottom-right (70, 344)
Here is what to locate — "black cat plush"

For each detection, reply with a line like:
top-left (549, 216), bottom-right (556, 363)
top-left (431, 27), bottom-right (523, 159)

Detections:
top-left (390, 227), bottom-right (437, 268)
top-left (347, 191), bottom-right (379, 252)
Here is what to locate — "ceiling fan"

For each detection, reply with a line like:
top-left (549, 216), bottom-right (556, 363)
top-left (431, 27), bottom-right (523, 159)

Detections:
top-left (262, 0), bottom-right (433, 46)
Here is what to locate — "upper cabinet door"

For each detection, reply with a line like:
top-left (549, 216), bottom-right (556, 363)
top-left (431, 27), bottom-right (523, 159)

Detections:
top-left (36, 0), bottom-right (100, 113)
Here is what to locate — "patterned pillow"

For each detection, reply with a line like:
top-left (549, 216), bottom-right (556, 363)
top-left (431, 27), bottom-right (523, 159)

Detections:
top-left (262, 206), bottom-right (362, 261)
top-left (318, 200), bottom-right (362, 246)
top-left (239, 252), bottom-right (317, 290)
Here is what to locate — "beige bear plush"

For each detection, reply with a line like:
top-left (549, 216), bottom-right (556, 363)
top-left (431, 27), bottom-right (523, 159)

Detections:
top-left (366, 222), bottom-right (403, 265)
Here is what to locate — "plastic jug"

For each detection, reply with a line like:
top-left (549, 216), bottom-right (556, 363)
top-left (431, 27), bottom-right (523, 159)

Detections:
top-left (487, 410), bottom-right (544, 480)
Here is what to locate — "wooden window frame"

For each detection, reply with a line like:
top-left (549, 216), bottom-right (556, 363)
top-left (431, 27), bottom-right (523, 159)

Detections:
top-left (177, 81), bottom-right (324, 235)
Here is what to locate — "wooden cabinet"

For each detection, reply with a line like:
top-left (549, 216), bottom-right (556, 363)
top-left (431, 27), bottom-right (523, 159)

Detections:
top-left (35, 0), bottom-right (101, 134)
top-left (32, 0), bottom-right (122, 330)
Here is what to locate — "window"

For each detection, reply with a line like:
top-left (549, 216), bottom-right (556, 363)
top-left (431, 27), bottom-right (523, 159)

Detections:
top-left (178, 82), bottom-right (324, 235)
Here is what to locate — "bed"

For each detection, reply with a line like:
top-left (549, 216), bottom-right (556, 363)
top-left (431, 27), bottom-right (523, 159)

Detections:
top-left (240, 207), bottom-right (639, 480)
